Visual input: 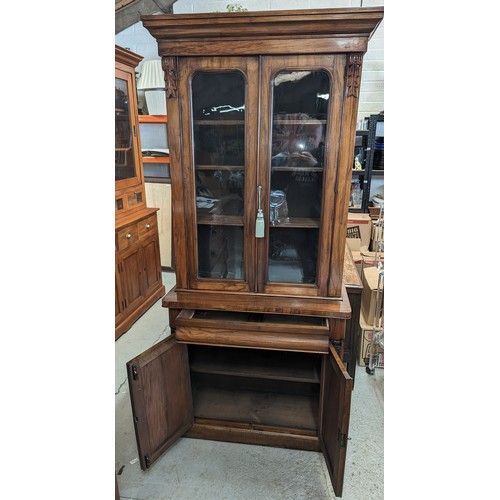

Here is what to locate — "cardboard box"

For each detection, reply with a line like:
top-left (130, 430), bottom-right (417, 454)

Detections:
top-left (360, 245), bottom-right (384, 272)
top-left (346, 213), bottom-right (372, 252)
top-left (358, 309), bottom-right (384, 368)
top-left (361, 266), bottom-right (384, 326)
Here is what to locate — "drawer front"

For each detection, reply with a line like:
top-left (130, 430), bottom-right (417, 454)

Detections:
top-left (173, 309), bottom-right (330, 353)
top-left (138, 214), bottom-right (158, 241)
top-left (117, 224), bottom-right (138, 251)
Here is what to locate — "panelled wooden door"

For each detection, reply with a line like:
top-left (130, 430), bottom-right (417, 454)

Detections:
top-left (320, 344), bottom-right (353, 497)
top-left (118, 245), bottom-right (145, 315)
top-left (178, 56), bottom-right (260, 293)
top-left (141, 237), bottom-right (162, 297)
top-left (127, 337), bottom-right (193, 470)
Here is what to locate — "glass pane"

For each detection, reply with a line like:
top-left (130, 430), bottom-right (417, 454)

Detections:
top-left (143, 162), bottom-right (170, 179)
top-left (115, 77), bottom-right (138, 181)
top-left (268, 70), bottom-right (330, 284)
top-left (197, 225), bottom-right (244, 280)
top-left (269, 228), bottom-right (319, 284)
top-left (192, 71), bottom-right (246, 280)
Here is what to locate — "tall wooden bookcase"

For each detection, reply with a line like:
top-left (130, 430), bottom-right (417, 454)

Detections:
top-left (126, 8), bottom-right (383, 496)
top-left (115, 45), bottom-right (165, 340)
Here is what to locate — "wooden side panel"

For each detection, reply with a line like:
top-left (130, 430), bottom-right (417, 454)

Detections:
top-left (164, 57), bottom-right (188, 288)
top-left (127, 337), bottom-right (193, 470)
top-left (328, 54), bottom-right (364, 296)
top-left (320, 344), bottom-right (353, 497)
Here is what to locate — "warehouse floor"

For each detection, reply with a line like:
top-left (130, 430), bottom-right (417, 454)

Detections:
top-left (115, 271), bottom-right (384, 500)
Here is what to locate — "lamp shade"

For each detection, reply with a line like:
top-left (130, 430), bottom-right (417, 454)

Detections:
top-left (137, 59), bottom-right (164, 90)
top-left (137, 59), bottom-right (166, 115)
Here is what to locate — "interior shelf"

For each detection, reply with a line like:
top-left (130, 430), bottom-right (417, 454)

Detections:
top-left (196, 165), bottom-right (244, 170)
top-left (195, 214), bottom-right (320, 228)
top-left (195, 120), bottom-right (245, 125)
top-left (197, 214), bottom-right (244, 226)
top-left (189, 345), bottom-right (321, 384)
top-left (271, 166), bottom-right (324, 172)
top-left (191, 384), bottom-right (319, 431)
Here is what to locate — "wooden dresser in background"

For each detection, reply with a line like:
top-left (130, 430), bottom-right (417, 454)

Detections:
top-left (115, 45), bottom-right (165, 340)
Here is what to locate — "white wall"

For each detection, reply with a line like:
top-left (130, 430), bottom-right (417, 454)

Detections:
top-left (115, 1), bottom-right (384, 200)
top-left (115, 0), bottom-right (384, 122)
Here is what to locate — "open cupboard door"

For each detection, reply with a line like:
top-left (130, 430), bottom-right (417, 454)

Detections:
top-left (320, 343), bottom-right (353, 497)
top-left (127, 336), bottom-right (193, 470)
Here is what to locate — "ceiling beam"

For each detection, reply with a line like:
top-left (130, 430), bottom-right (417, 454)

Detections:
top-left (115, 0), bottom-right (178, 34)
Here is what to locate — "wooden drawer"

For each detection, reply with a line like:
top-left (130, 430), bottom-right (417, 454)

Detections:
top-left (173, 309), bottom-right (330, 353)
top-left (138, 214), bottom-right (158, 241)
top-left (116, 223), bottom-right (138, 252)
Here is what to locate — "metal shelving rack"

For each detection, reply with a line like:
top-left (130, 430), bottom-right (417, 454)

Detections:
top-left (350, 113), bottom-right (384, 213)
top-left (366, 205), bottom-right (384, 375)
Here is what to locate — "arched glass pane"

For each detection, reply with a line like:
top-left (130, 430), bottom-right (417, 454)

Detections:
top-left (192, 71), bottom-right (246, 280)
top-left (268, 70), bottom-right (330, 284)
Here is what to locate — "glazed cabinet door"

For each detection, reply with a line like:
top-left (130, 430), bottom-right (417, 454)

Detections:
top-left (320, 344), bottom-right (353, 497)
top-left (257, 55), bottom-right (346, 296)
top-left (178, 57), bottom-right (259, 293)
top-left (115, 67), bottom-right (143, 190)
top-left (127, 336), bottom-right (193, 470)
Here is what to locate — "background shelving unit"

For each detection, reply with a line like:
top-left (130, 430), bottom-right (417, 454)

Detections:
top-left (349, 113), bottom-right (384, 214)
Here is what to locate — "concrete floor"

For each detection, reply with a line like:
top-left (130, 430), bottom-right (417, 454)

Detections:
top-left (115, 271), bottom-right (384, 500)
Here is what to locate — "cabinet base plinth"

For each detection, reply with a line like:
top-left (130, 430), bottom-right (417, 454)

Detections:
top-left (186, 418), bottom-right (321, 452)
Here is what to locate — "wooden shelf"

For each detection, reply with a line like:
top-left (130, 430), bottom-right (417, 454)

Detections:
top-left (272, 166), bottom-right (323, 173)
top-left (142, 156), bottom-right (171, 163)
top-left (351, 169), bottom-right (365, 174)
top-left (269, 217), bottom-right (320, 228)
top-left (196, 165), bottom-right (244, 171)
top-left (274, 119), bottom-right (327, 125)
top-left (191, 384), bottom-right (319, 431)
top-left (197, 214), bottom-right (244, 226)
top-left (371, 169), bottom-right (384, 176)
top-left (195, 120), bottom-right (245, 125)
top-left (196, 214), bottom-right (320, 228)
top-left (138, 115), bottom-right (168, 123)
top-left (189, 346), bottom-right (320, 384)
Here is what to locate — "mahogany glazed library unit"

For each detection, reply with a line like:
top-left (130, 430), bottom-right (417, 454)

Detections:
top-left (125, 7), bottom-right (383, 497)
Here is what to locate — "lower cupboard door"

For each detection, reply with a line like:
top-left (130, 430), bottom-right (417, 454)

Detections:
top-left (127, 336), bottom-right (193, 470)
top-left (320, 344), bottom-right (353, 497)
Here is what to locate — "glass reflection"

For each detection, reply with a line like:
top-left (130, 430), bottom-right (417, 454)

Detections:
top-left (192, 71), bottom-right (246, 280)
top-left (115, 77), bottom-right (137, 181)
top-left (268, 70), bottom-right (330, 284)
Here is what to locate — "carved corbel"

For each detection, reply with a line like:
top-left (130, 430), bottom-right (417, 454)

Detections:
top-left (346, 54), bottom-right (363, 98)
top-left (162, 56), bottom-right (178, 98)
